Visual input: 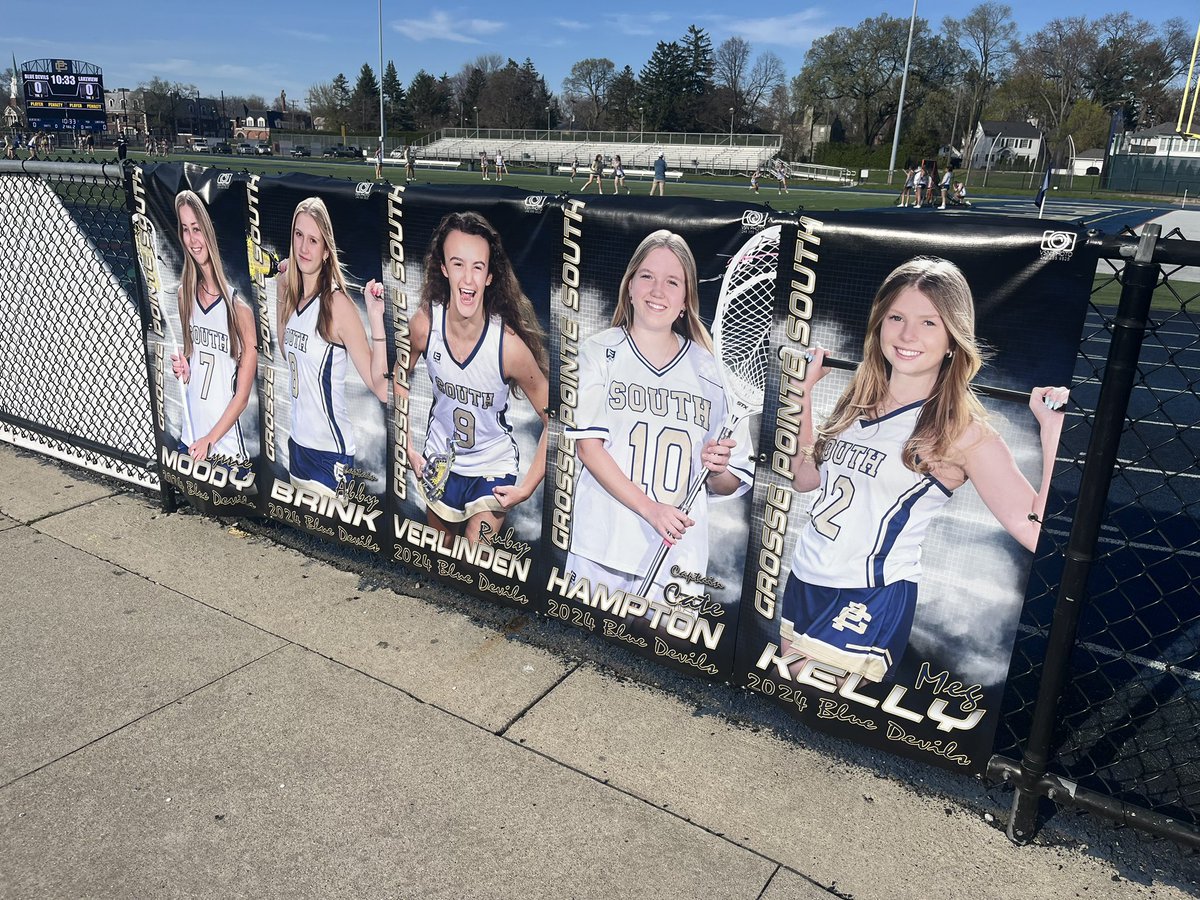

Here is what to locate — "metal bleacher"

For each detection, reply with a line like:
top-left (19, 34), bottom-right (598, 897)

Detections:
top-left (413, 129), bottom-right (782, 177)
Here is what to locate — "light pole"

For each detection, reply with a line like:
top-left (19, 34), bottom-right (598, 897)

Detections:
top-left (378, 0), bottom-right (385, 157)
top-left (729, 107), bottom-right (734, 144)
top-left (886, 0), bottom-right (918, 184)
top-left (546, 104), bottom-right (551, 137)
top-left (474, 106), bottom-right (479, 137)
top-left (639, 107), bottom-right (644, 141)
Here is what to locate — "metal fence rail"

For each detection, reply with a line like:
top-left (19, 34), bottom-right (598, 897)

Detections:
top-left (0, 159), bottom-right (1196, 846)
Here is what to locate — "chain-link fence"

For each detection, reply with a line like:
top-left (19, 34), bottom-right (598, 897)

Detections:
top-left (0, 160), bottom-right (157, 487)
top-left (994, 226), bottom-right (1200, 846)
top-left (0, 161), bottom-right (1196, 845)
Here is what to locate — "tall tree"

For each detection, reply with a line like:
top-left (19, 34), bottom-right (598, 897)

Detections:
top-left (562, 58), bottom-right (615, 129)
top-left (639, 41), bottom-right (690, 131)
top-left (606, 66), bottom-right (641, 131)
top-left (680, 26), bottom-right (715, 130)
top-left (382, 60), bottom-right (409, 133)
top-left (1087, 14), bottom-right (1191, 129)
top-left (714, 36), bottom-right (753, 119)
top-left (1015, 17), bottom-right (1098, 145)
top-left (326, 73), bottom-right (352, 131)
top-left (944, 3), bottom-right (1019, 148)
top-left (796, 14), bottom-right (959, 146)
top-left (407, 70), bottom-right (451, 130)
top-left (349, 63), bottom-right (380, 133)
top-left (745, 52), bottom-right (787, 127)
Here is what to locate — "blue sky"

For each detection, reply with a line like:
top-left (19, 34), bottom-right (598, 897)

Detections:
top-left (6, 0), bottom-right (1196, 105)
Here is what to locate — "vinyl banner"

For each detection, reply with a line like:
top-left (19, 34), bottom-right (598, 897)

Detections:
top-left (386, 184), bottom-right (553, 609)
top-left (247, 173), bottom-right (390, 553)
top-left (131, 162), bottom-right (263, 515)
top-left (734, 213), bottom-right (1092, 773)
top-left (545, 198), bottom-right (778, 679)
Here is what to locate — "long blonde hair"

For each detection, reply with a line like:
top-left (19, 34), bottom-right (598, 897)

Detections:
top-left (815, 256), bottom-right (988, 472)
top-left (277, 196), bottom-right (350, 345)
top-left (611, 230), bottom-right (713, 353)
top-left (175, 190), bottom-right (239, 359)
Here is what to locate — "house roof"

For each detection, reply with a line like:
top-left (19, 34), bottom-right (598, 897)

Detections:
top-left (979, 121), bottom-right (1042, 139)
top-left (1130, 121), bottom-right (1180, 138)
top-left (1076, 148), bottom-right (1105, 159)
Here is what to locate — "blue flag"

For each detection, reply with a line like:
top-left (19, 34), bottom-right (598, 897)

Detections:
top-left (1034, 165), bottom-right (1052, 207)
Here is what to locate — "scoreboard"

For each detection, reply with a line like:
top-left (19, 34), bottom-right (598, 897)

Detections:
top-left (22, 59), bottom-right (106, 132)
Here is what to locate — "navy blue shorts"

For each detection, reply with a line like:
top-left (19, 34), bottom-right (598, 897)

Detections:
top-left (424, 471), bottom-right (517, 524)
top-left (288, 437), bottom-right (353, 496)
top-left (780, 573), bottom-right (917, 682)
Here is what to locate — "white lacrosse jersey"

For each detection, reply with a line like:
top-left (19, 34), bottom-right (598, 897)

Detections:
top-left (566, 327), bottom-right (752, 577)
top-left (422, 308), bottom-right (517, 477)
top-left (182, 291), bottom-right (246, 459)
top-left (284, 295), bottom-right (355, 455)
top-left (791, 401), bottom-right (953, 589)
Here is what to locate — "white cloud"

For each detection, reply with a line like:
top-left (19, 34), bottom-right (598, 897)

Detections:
top-left (280, 29), bottom-right (332, 43)
top-left (609, 12), bottom-right (672, 37)
top-left (554, 18), bottom-right (589, 31)
top-left (392, 10), bottom-right (505, 44)
top-left (705, 11), bottom-right (831, 48)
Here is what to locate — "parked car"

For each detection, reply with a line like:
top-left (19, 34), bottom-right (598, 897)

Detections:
top-left (290, 145), bottom-right (311, 157)
top-left (236, 142), bottom-right (256, 155)
top-left (211, 141), bottom-right (233, 155)
top-left (321, 144), bottom-right (359, 159)
top-left (255, 142), bottom-right (273, 156)
top-left (389, 147), bottom-right (406, 159)
top-left (190, 138), bottom-right (210, 153)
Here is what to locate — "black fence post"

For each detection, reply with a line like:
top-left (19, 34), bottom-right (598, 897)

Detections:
top-left (1005, 226), bottom-right (1161, 843)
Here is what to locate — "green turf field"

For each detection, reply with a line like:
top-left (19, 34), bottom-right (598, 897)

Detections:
top-left (116, 151), bottom-right (904, 213)
top-left (114, 147), bottom-right (1175, 209)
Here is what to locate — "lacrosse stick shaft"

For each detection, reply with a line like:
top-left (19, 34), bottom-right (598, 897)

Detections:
top-left (635, 423), bottom-right (732, 598)
top-left (820, 355), bottom-right (1031, 404)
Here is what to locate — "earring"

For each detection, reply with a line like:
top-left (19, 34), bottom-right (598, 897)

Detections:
top-left (945, 350), bottom-right (954, 359)
top-left (678, 310), bottom-right (685, 319)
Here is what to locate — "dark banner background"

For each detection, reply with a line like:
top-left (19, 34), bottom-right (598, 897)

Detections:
top-left (543, 197), bottom-right (778, 679)
top-left (386, 184), bottom-right (555, 610)
top-left (734, 212), bottom-right (1093, 773)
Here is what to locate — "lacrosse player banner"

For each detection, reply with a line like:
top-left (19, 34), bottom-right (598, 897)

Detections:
top-left (544, 198), bottom-right (778, 679)
top-left (131, 162), bottom-right (265, 517)
top-left (247, 173), bottom-right (390, 554)
top-left (386, 184), bottom-right (555, 609)
top-left (734, 213), bottom-right (1092, 774)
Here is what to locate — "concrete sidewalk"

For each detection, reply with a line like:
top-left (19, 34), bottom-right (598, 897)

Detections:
top-left (1, 442), bottom-right (1195, 899)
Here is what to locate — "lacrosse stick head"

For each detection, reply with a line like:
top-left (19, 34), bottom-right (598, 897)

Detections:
top-left (420, 444), bottom-right (457, 504)
top-left (711, 224), bottom-right (780, 423)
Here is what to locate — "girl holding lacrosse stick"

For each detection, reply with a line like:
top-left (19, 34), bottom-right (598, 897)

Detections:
top-left (565, 229), bottom-right (753, 599)
top-left (398, 211), bottom-right (549, 544)
top-left (781, 256), bottom-right (1069, 682)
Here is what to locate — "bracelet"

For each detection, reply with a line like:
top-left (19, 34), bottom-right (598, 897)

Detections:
top-left (371, 337), bottom-right (385, 342)
top-left (1027, 512), bottom-right (1042, 523)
